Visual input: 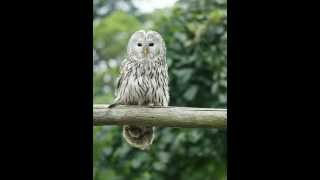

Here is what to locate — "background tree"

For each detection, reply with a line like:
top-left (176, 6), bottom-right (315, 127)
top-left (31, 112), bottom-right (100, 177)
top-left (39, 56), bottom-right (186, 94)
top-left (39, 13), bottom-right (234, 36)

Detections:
top-left (93, 0), bottom-right (227, 179)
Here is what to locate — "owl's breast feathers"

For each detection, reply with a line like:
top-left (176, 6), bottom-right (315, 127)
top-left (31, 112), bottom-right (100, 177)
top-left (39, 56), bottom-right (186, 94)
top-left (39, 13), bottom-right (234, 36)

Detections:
top-left (115, 58), bottom-right (169, 106)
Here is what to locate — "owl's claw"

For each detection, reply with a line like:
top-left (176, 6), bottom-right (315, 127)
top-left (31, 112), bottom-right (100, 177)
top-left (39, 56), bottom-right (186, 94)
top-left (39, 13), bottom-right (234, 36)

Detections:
top-left (108, 103), bottom-right (119, 108)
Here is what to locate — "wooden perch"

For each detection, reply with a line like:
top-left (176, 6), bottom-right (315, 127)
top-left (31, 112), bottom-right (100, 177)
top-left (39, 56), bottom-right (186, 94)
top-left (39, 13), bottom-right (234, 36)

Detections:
top-left (93, 104), bottom-right (227, 128)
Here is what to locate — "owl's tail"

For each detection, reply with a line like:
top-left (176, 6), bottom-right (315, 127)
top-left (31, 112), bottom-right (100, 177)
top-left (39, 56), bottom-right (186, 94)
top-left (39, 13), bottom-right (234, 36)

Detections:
top-left (122, 125), bottom-right (155, 150)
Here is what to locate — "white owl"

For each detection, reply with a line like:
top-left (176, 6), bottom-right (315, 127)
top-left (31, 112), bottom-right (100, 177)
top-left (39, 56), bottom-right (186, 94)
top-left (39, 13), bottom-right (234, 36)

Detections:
top-left (109, 30), bottom-right (169, 150)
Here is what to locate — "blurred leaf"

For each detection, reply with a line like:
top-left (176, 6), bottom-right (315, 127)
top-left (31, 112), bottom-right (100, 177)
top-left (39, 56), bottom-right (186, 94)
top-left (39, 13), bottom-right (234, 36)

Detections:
top-left (183, 85), bottom-right (198, 101)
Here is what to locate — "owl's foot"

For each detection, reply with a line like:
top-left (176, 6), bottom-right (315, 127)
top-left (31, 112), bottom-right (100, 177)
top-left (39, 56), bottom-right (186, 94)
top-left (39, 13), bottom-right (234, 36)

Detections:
top-left (108, 103), bottom-right (119, 108)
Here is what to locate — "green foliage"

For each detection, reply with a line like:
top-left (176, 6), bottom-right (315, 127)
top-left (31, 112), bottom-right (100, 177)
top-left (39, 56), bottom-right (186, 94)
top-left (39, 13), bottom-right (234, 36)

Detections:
top-left (94, 11), bottom-right (142, 59)
top-left (93, 0), bottom-right (227, 180)
top-left (152, 0), bottom-right (227, 108)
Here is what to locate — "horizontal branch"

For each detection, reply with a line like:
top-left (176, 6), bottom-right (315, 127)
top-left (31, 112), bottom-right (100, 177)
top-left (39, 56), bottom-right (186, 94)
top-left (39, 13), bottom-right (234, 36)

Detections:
top-left (93, 104), bottom-right (227, 128)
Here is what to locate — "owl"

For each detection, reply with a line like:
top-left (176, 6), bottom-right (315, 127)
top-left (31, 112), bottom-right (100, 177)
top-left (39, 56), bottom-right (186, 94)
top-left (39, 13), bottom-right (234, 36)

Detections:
top-left (109, 30), bottom-right (170, 150)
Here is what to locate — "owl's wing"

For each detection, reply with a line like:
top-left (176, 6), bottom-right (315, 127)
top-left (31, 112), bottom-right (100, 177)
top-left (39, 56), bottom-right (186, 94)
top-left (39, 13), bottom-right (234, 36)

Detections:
top-left (116, 58), bottom-right (129, 90)
top-left (114, 58), bottom-right (131, 97)
top-left (109, 59), bottom-right (129, 107)
top-left (119, 58), bottom-right (128, 73)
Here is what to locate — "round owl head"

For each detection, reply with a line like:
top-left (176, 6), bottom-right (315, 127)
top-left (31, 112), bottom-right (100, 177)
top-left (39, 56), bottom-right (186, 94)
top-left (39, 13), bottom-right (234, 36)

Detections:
top-left (127, 30), bottom-right (166, 61)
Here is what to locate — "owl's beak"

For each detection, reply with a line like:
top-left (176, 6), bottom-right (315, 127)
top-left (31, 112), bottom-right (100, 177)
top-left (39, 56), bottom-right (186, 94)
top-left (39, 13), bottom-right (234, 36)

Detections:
top-left (143, 47), bottom-right (149, 57)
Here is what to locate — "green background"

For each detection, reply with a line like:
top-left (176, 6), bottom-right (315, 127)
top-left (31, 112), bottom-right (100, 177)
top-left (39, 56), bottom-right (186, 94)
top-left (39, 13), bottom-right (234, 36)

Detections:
top-left (93, 0), bottom-right (227, 179)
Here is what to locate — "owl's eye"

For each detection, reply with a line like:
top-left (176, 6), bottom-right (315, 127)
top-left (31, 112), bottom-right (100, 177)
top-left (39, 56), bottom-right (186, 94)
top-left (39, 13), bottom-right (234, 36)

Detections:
top-left (137, 43), bottom-right (142, 47)
top-left (149, 43), bottom-right (154, 47)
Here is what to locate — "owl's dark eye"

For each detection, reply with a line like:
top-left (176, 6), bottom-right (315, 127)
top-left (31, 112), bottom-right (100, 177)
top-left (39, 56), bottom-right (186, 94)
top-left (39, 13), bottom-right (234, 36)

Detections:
top-left (137, 43), bottom-right (142, 47)
top-left (149, 43), bottom-right (154, 47)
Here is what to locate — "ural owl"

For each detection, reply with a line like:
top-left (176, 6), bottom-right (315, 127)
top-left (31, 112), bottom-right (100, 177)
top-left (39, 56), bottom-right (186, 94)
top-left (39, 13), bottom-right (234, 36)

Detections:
top-left (110, 30), bottom-right (169, 150)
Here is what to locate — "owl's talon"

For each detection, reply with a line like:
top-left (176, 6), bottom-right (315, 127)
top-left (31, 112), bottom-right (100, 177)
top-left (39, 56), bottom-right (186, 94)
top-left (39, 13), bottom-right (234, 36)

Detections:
top-left (108, 103), bottom-right (119, 108)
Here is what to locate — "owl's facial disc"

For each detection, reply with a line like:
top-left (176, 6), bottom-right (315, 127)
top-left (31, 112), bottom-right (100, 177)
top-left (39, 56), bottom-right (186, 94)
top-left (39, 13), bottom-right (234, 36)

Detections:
top-left (128, 30), bottom-right (164, 61)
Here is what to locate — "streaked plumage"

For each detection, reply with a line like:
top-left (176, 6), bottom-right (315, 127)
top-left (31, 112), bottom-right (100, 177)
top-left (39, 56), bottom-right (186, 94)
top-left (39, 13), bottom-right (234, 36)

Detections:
top-left (111, 30), bottom-right (169, 150)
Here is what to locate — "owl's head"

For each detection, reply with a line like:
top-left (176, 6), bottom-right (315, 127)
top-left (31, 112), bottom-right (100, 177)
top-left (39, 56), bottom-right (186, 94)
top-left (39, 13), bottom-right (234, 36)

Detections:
top-left (127, 30), bottom-right (166, 61)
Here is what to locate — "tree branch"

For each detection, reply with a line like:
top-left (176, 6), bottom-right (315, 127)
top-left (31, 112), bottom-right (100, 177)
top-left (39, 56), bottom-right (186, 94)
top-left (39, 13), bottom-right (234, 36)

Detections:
top-left (93, 104), bottom-right (227, 128)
